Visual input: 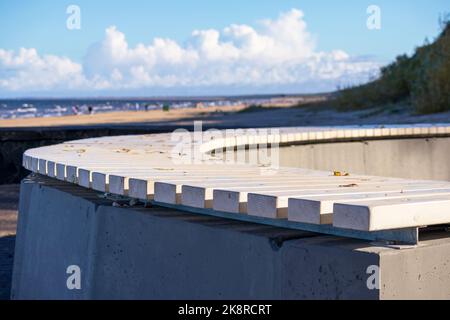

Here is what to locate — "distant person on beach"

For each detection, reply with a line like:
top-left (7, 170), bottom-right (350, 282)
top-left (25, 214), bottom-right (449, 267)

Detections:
top-left (87, 106), bottom-right (93, 115)
top-left (144, 104), bottom-right (149, 112)
top-left (72, 106), bottom-right (79, 115)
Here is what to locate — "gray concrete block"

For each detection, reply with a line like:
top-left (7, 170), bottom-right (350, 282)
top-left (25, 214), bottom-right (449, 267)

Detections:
top-left (11, 175), bottom-right (450, 299)
top-left (379, 235), bottom-right (450, 299)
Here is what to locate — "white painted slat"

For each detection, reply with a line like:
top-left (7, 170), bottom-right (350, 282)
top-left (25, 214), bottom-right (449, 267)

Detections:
top-left (66, 166), bottom-right (78, 183)
top-left (245, 182), bottom-right (450, 219)
top-left (288, 189), bottom-right (450, 225)
top-left (333, 195), bottom-right (450, 231)
top-left (47, 161), bottom-right (57, 178)
top-left (182, 178), bottom-right (411, 210)
top-left (130, 171), bottom-right (369, 200)
top-left (31, 157), bottom-right (39, 173)
top-left (38, 159), bottom-right (47, 175)
top-left (56, 163), bottom-right (67, 181)
top-left (145, 174), bottom-right (360, 203)
top-left (92, 172), bottom-right (109, 192)
top-left (158, 174), bottom-right (408, 209)
top-left (78, 168), bottom-right (92, 188)
top-left (84, 166), bottom-right (290, 192)
top-left (125, 172), bottom-right (332, 197)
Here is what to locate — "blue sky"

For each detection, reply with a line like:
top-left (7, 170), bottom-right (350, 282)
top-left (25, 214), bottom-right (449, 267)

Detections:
top-left (0, 0), bottom-right (448, 97)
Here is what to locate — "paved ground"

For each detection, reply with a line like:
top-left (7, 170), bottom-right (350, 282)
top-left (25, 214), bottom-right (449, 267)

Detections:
top-left (0, 184), bottom-right (19, 300)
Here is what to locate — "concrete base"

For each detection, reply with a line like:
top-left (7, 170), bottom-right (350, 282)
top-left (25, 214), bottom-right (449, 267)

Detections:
top-left (11, 175), bottom-right (450, 299)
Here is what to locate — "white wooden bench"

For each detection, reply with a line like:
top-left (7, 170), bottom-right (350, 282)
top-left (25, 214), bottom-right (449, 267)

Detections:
top-left (22, 124), bottom-right (450, 244)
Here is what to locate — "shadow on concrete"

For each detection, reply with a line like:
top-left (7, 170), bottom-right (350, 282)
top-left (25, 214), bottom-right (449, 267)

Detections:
top-left (0, 184), bottom-right (19, 300)
top-left (0, 235), bottom-right (15, 300)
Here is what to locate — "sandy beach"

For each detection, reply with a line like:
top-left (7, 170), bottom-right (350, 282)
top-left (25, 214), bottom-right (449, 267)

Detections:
top-left (0, 104), bottom-right (248, 128)
top-left (2, 102), bottom-right (450, 130)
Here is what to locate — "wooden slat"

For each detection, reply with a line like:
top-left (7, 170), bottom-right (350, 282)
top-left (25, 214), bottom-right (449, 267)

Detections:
top-left (130, 171), bottom-right (355, 200)
top-left (288, 188), bottom-right (450, 225)
top-left (245, 182), bottom-right (450, 219)
top-left (333, 195), bottom-right (450, 231)
top-left (157, 174), bottom-right (405, 209)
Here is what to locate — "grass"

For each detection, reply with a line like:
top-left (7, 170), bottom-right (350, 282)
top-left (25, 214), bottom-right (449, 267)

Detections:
top-left (334, 19), bottom-right (450, 114)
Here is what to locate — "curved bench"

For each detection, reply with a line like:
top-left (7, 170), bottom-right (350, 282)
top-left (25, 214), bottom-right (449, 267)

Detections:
top-left (22, 124), bottom-right (450, 244)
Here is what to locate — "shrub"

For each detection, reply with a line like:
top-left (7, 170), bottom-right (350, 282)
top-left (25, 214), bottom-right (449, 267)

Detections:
top-left (334, 19), bottom-right (450, 114)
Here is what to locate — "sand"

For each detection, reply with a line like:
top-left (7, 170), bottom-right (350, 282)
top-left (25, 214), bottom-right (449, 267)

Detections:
top-left (0, 184), bottom-right (19, 238)
top-left (0, 104), bottom-right (248, 128)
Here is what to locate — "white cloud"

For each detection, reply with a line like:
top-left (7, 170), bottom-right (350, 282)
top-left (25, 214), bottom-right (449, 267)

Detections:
top-left (0, 9), bottom-right (380, 96)
top-left (0, 48), bottom-right (85, 91)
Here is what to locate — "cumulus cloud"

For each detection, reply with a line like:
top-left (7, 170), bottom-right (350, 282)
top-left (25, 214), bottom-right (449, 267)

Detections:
top-left (0, 48), bottom-right (85, 91)
top-left (0, 9), bottom-right (380, 95)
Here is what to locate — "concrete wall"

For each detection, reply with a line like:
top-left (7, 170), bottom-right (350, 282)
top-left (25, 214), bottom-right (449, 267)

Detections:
top-left (11, 175), bottom-right (450, 299)
top-left (279, 137), bottom-right (450, 181)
